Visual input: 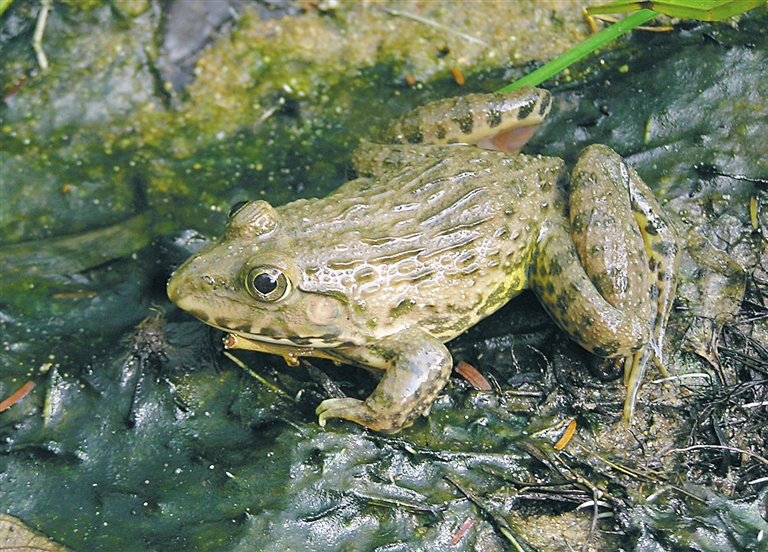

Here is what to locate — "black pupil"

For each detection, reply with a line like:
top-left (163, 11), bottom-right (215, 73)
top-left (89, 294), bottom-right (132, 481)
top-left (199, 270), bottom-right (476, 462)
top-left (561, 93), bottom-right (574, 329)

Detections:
top-left (228, 200), bottom-right (249, 218)
top-left (254, 272), bottom-right (277, 295)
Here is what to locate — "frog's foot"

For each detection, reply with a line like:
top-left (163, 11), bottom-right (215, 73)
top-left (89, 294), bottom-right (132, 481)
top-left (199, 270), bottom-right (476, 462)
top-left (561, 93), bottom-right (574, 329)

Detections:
top-left (314, 328), bottom-right (453, 434)
top-left (317, 398), bottom-right (410, 434)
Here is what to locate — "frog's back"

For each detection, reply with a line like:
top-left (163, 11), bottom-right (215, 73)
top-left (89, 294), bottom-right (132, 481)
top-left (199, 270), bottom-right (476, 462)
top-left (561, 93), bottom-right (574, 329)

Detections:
top-left (277, 144), bottom-right (565, 340)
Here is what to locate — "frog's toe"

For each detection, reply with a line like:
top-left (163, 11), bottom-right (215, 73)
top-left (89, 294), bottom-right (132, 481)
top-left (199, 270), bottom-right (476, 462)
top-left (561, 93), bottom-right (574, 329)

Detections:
top-left (622, 348), bottom-right (653, 421)
top-left (316, 398), bottom-right (360, 425)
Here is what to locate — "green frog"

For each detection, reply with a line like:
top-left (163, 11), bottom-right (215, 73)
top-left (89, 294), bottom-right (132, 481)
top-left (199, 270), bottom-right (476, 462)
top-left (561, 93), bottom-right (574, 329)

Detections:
top-left (167, 87), bottom-right (679, 433)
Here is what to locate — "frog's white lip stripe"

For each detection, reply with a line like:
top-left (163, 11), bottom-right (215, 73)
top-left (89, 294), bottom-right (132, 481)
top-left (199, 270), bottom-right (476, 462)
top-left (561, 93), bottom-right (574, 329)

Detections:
top-left (217, 326), bottom-right (343, 348)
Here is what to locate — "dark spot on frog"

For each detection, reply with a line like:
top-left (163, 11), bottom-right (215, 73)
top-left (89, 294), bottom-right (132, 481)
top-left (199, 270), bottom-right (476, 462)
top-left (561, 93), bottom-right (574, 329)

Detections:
top-left (569, 327), bottom-right (584, 344)
top-left (591, 341), bottom-right (622, 357)
top-left (483, 283), bottom-right (512, 312)
top-left (228, 323), bottom-right (254, 334)
top-left (456, 113), bottom-right (474, 135)
top-left (259, 327), bottom-right (281, 338)
top-left (548, 258), bottom-right (564, 277)
top-left (436, 124), bottom-right (446, 140)
top-left (539, 93), bottom-right (552, 116)
top-left (516, 99), bottom-right (535, 120)
top-left (487, 108), bottom-right (502, 128)
top-left (529, 255), bottom-right (541, 277)
top-left (556, 289), bottom-right (576, 313)
top-left (652, 240), bottom-right (677, 257)
top-left (289, 335), bottom-right (313, 345)
top-left (388, 118), bottom-right (423, 145)
top-left (591, 272), bottom-right (616, 297)
top-left (390, 298), bottom-right (416, 319)
top-left (405, 124), bottom-right (423, 144)
top-left (571, 213), bottom-right (589, 234)
top-left (644, 223), bottom-right (659, 236)
top-left (544, 281), bottom-right (556, 298)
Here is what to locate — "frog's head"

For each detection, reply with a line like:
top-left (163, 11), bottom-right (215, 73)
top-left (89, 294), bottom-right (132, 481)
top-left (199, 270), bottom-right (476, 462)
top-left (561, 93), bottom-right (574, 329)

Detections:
top-left (167, 200), bottom-right (353, 349)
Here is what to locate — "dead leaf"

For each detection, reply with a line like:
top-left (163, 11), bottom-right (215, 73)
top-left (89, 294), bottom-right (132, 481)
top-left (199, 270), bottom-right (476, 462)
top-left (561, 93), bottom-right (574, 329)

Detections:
top-left (0, 514), bottom-right (71, 552)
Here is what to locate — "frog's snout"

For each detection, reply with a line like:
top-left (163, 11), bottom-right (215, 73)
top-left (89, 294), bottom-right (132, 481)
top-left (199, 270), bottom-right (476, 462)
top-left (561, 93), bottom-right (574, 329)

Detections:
top-left (166, 271), bottom-right (183, 304)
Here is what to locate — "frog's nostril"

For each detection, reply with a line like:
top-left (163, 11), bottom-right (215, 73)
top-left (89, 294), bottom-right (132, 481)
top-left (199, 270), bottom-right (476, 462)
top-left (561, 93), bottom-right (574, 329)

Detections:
top-left (202, 275), bottom-right (215, 286)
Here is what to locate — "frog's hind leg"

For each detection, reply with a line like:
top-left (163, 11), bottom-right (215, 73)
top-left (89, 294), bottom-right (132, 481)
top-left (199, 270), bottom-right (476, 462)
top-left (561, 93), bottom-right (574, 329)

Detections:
top-left (531, 204), bottom-right (657, 422)
top-left (620, 151), bottom-right (679, 419)
top-left (623, 162), bottom-right (680, 374)
top-left (529, 213), bottom-right (650, 364)
top-left (573, 145), bottom-right (679, 388)
top-left (570, 145), bottom-right (679, 420)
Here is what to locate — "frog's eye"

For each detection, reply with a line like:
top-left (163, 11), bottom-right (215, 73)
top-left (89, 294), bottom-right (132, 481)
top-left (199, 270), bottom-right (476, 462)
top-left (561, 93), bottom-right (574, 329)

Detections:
top-left (245, 266), bottom-right (291, 302)
top-left (228, 200), bottom-right (249, 218)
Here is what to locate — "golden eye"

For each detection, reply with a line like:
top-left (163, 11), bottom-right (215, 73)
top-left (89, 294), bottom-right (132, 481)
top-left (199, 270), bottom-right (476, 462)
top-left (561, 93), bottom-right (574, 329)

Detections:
top-left (245, 266), bottom-right (290, 302)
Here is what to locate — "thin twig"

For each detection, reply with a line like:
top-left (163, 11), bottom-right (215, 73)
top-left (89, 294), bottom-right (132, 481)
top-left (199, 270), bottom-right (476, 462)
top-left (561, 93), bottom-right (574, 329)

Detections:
top-left (33, 0), bottom-right (51, 71)
top-left (224, 351), bottom-right (293, 399)
top-left (378, 7), bottom-right (490, 47)
top-left (582, 488), bottom-right (600, 552)
top-left (664, 445), bottom-right (768, 466)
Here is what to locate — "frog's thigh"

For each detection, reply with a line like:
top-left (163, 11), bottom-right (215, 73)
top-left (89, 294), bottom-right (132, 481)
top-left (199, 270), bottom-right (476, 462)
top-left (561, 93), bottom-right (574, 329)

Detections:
top-left (316, 328), bottom-right (452, 434)
top-left (530, 214), bottom-right (649, 359)
top-left (569, 144), bottom-right (653, 320)
top-left (572, 145), bottom-right (679, 364)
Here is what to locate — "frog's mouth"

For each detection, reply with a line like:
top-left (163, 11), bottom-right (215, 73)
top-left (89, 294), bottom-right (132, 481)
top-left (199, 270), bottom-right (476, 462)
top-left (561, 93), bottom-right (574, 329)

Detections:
top-left (222, 331), bottom-right (352, 365)
top-left (224, 328), bottom-right (346, 348)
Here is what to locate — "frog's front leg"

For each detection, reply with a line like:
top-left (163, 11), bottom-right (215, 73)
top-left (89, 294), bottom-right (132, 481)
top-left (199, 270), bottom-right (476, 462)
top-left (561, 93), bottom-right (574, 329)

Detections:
top-left (316, 328), bottom-right (453, 434)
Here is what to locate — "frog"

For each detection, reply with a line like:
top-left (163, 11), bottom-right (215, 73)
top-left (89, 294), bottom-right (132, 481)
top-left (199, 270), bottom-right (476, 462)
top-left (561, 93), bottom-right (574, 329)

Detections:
top-left (167, 86), bottom-right (679, 434)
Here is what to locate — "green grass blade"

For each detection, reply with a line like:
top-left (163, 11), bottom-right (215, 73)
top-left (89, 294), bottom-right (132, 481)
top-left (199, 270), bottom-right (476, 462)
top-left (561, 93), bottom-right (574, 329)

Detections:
top-left (0, 0), bottom-right (14, 18)
top-left (707, 0), bottom-right (766, 21)
top-left (586, 0), bottom-right (651, 15)
top-left (496, 9), bottom-right (657, 93)
top-left (587, 0), bottom-right (766, 21)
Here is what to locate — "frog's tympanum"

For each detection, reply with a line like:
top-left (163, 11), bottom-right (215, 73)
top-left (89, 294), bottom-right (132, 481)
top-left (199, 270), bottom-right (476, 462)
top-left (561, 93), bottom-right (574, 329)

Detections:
top-left (167, 87), bottom-right (679, 433)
